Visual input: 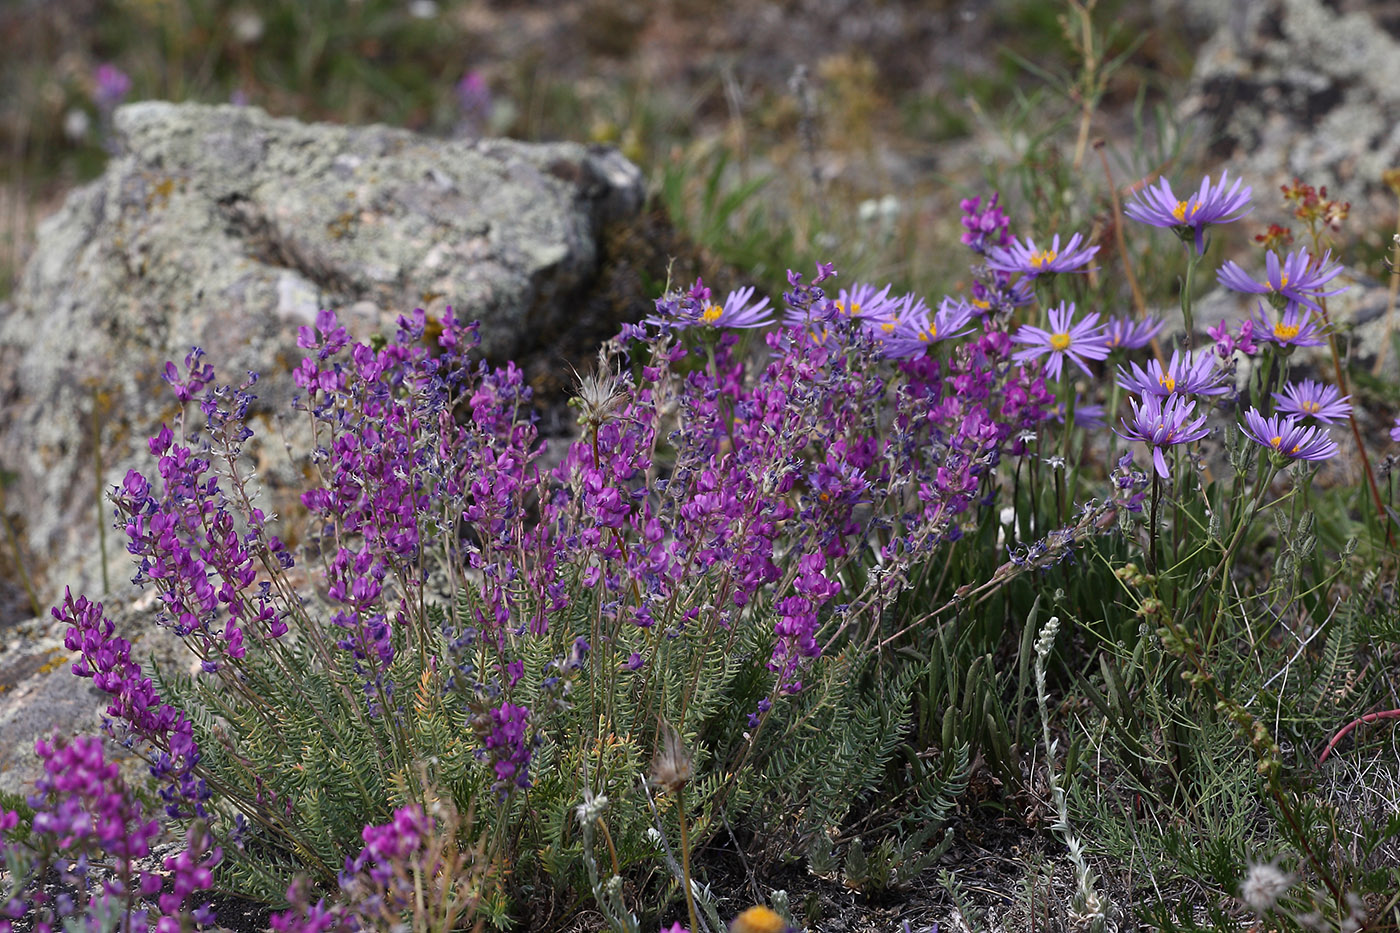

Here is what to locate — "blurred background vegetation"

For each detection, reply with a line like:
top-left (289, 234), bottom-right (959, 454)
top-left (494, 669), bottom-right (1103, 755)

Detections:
top-left (0, 0), bottom-right (1201, 305)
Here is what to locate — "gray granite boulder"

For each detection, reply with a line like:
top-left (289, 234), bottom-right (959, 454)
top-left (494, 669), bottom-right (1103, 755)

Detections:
top-left (0, 101), bottom-right (649, 619)
top-left (1181, 0), bottom-right (1400, 212)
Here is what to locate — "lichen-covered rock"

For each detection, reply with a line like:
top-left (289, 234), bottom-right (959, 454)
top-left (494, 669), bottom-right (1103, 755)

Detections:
top-left (1182, 0), bottom-right (1400, 210)
top-left (0, 101), bottom-right (647, 617)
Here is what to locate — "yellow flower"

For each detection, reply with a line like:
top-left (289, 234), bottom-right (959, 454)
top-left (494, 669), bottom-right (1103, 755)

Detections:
top-left (730, 906), bottom-right (785, 933)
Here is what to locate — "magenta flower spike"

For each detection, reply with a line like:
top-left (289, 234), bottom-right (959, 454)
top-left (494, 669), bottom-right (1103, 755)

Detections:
top-left (959, 193), bottom-right (1012, 254)
top-left (1240, 408), bottom-right (1339, 462)
top-left (987, 232), bottom-right (1098, 277)
top-left (1011, 302), bottom-right (1110, 379)
top-left (1116, 348), bottom-right (1228, 398)
top-left (1101, 314), bottom-right (1163, 350)
top-left (1123, 171), bottom-right (1252, 254)
top-left (1272, 378), bottom-right (1352, 424)
top-left (1217, 248), bottom-right (1347, 312)
top-left (1115, 393), bottom-right (1210, 478)
top-left (1251, 303), bottom-right (1327, 349)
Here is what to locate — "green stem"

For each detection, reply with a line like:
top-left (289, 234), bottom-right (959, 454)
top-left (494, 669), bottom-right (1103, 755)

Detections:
top-left (678, 786), bottom-right (699, 933)
top-left (92, 385), bottom-right (109, 595)
top-left (1181, 247), bottom-right (1201, 351)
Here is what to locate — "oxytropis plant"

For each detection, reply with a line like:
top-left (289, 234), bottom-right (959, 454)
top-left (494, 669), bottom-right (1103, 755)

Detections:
top-left (13, 166), bottom-right (1390, 929)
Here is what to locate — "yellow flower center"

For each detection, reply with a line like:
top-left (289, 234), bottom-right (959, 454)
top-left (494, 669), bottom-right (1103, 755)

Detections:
top-left (972, 297), bottom-right (990, 309)
top-left (1029, 249), bottom-right (1058, 270)
top-left (836, 301), bottom-right (861, 316)
top-left (1050, 332), bottom-right (1072, 351)
top-left (1270, 274), bottom-right (1290, 291)
top-left (1158, 374), bottom-right (1176, 392)
top-left (1269, 435), bottom-right (1283, 449)
top-left (1302, 400), bottom-right (1320, 413)
top-left (880, 322), bottom-right (896, 333)
top-left (919, 325), bottom-right (937, 342)
top-left (1171, 200), bottom-right (1202, 222)
top-left (1273, 322), bottom-right (1300, 340)
top-left (701, 305), bottom-right (724, 324)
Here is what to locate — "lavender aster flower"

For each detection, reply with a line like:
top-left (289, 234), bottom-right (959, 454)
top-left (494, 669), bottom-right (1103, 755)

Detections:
top-left (1217, 248), bottom-right (1347, 312)
top-left (648, 278), bottom-right (773, 330)
top-left (1101, 315), bottom-right (1163, 350)
top-left (699, 285), bottom-right (774, 329)
top-left (986, 232), bottom-right (1098, 277)
top-left (1272, 378), bottom-right (1352, 424)
top-left (877, 295), bottom-right (975, 359)
top-left (1116, 348), bottom-right (1228, 397)
top-left (1123, 171), bottom-right (1252, 254)
top-left (1011, 302), bottom-right (1110, 379)
top-left (1115, 394), bottom-right (1210, 478)
top-left (1252, 303), bottom-right (1327, 349)
top-left (1392, 415), bottom-right (1400, 443)
top-left (1240, 408), bottom-right (1338, 461)
top-left (823, 280), bottom-right (901, 330)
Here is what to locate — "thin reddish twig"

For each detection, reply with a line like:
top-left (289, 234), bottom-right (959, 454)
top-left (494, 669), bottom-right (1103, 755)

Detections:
top-left (1317, 708), bottom-right (1400, 764)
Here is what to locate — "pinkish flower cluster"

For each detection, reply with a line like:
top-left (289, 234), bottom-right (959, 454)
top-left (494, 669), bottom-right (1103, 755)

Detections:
top-left (0, 735), bottom-right (219, 933)
top-left (53, 590), bottom-right (210, 819)
top-left (270, 806), bottom-right (438, 933)
top-left (482, 701), bottom-right (534, 792)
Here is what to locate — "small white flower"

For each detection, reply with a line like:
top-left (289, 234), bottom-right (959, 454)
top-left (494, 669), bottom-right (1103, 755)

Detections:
top-left (408, 0), bottom-right (438, 18)
top-left (230, 8), bottom-right (264, 43)
top-left (63, 108), bottom-right (91, 142)
top-left (574, 791), bottom-right (608, 826)
top-left (1239, 861), bottom-right (1292, 913)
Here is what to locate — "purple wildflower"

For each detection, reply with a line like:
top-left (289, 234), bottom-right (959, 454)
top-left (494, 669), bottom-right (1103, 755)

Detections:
top-left (1115, 394), bottom-right (1210, 479)
top-left (697, 285), bottom-right (774, 329)
top-left (1240, 408), bottom-right (1339, 462)
top-left (1123, 171), bottom-right (1252, 254)
top-left (1101, 315), bottom-right (1163, 350)
top-left (1272, 379), bottom-right (1352, 424)
top-left (1217, 248), bottom-right (1347, 312)
top-left (878, 296), bottom-right (976, 359)
top-left (960, 193), bottom-right (1012, 254)
top-left (649, 278), bottom-right (773, 330)
top-left (456, 70), bottom-right (492, 134)
top-left (1053, 397), bottom-right (1106, 429)
top-left (1252, 304), bottom-right (1327, 349)
top-left (831, 282), bottom-right (901, 330)
top-left (1208, 318), bottom-right (1259, 360)
top-left (1116, 349), bottom-right (1228, 397)
top-left (94, 63), bottom-right (132, 111)
top-left (483, 702), bottom-right (533, 792)
top-left (986, 232), bottom-right (1098, 277)
top-left (1392, 416), bottom-right (1400, 443)
top-left (1011, 302), bottom-right (1110, 379)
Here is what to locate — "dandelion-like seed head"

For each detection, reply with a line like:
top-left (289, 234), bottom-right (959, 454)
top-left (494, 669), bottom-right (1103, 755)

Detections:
top-left (572, 359), bottom-right (629, 431)
top-left (650, 719), bottom-right (694, 794)
top-left (1239, 861), bottom-right (1292, 913)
